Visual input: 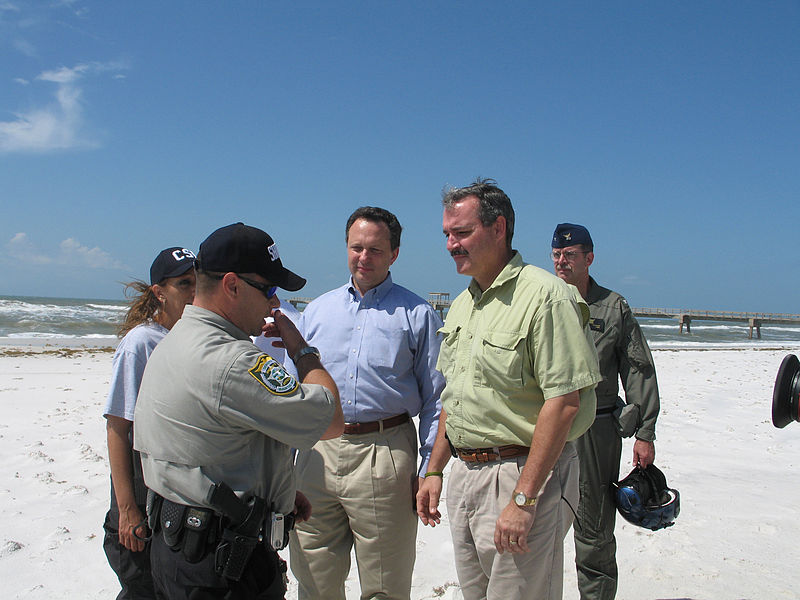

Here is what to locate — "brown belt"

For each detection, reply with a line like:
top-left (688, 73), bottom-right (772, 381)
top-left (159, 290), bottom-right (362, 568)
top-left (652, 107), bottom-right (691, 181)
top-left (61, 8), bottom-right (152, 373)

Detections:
top-left (456, 444), bottom-right (530, 463)
top-left (343, 413), bottom-right (409, 435)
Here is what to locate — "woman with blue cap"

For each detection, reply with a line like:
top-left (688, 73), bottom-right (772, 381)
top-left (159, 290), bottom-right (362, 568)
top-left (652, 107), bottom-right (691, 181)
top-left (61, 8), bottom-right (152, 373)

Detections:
top-left (102, 247), bottom-right (196, 599)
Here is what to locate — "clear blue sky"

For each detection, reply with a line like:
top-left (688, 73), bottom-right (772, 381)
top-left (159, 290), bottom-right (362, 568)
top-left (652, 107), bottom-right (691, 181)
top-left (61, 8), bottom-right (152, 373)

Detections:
top-left (1, 1), bottom-right (798, 313)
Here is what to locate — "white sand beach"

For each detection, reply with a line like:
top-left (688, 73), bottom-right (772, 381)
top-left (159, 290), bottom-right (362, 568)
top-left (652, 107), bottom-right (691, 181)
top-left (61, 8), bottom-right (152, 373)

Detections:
top-left (1, 340), bottom-right (799, 599)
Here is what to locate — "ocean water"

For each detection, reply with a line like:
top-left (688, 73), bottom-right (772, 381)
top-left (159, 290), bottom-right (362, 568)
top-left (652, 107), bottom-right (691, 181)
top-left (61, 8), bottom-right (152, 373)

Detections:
top-left (1, 295), bottom-right (799, 350)
top-left (639, 318), bottom-right (800, 350)
top-left (0, 295), bottom-right (126, 340)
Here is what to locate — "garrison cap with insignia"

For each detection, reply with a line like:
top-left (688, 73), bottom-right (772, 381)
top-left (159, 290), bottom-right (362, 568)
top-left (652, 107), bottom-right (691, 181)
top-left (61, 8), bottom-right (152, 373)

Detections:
top-left (552, 223), bottom-right (594, 249)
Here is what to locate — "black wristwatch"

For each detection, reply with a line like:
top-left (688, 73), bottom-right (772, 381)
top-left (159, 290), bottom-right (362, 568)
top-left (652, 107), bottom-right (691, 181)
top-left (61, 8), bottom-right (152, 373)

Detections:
top-left (293, 346), bottom-right (320, 363)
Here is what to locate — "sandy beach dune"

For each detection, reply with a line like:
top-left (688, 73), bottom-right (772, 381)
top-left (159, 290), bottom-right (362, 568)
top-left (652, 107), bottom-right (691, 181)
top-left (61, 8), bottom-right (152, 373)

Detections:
top-left (1, 342), bottom-right (799, 599)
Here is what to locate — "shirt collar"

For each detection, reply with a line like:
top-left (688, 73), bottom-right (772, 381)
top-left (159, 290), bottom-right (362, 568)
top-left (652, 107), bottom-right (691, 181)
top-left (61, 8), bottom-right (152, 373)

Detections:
top-left (347, 271), bottom-right (394, 304)
top-left (183, 305), bottom-right (252, 341)
top-left (585, 276), bottom-right (602, 304)
top-left (468, 251), bottom-right (524, 303)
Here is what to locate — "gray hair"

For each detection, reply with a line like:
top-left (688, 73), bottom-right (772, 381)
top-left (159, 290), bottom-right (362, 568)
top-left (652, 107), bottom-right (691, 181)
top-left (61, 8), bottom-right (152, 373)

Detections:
top-left (442, 177), bottom-right (515, 249)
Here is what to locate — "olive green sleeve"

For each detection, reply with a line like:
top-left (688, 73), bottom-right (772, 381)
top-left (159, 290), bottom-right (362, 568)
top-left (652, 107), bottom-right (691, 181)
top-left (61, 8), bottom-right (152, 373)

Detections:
top-left (616, 298), bottom-right (660, 441)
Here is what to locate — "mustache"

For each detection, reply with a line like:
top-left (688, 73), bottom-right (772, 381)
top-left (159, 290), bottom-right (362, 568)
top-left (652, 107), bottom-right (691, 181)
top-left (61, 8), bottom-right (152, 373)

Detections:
top-left (450, 249), bottom-right (468, 257)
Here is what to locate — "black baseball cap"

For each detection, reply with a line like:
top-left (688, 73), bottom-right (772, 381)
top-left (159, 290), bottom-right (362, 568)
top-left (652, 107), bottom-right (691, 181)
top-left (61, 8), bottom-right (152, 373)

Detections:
top-left (552, 223), bottom-right (594, 249)
top-left (150, 247), bottom-right (196, 285)
top-left (195, 223), bottom-right (306, 292)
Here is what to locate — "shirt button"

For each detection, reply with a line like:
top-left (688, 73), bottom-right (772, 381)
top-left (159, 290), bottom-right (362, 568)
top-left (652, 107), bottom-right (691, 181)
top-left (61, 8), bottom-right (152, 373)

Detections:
top-left (352, 349), bottom-right (356, 353)
top-left (347, 401), bottom-right (352, 405)
top-left (349, 374), bottom-right (354, 379)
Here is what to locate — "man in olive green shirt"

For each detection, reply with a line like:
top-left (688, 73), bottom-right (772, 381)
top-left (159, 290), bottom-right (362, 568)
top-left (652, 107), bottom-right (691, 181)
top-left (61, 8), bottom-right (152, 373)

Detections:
top-left (417, 179), bottom-right (601, 600)
top-left (551, 223), bottom-right (660, 600)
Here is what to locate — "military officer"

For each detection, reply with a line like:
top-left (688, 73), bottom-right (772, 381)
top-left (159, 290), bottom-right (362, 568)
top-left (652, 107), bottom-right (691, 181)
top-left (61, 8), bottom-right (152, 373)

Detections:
top-left (551, 223), bottom-right (660, 600)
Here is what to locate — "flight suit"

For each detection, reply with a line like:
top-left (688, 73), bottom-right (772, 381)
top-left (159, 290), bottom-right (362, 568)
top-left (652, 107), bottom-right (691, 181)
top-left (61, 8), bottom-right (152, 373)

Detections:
top-left (574, 278), bottom-right (660, 600)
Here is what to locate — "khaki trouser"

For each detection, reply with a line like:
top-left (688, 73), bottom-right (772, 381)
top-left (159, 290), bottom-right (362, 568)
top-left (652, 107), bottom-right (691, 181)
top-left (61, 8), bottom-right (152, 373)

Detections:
top-left (573, 414), bottom-right (622, 600)
top-left (446, 442), bottom-right (579, 600)
top-left (290, 420), bottom-right (418, 600)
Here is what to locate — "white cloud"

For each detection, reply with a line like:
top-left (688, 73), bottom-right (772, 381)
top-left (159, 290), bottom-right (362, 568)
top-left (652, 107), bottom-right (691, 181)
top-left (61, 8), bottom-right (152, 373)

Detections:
top-left (4, 232), bottom-right (128, 270)
top-left (6, 232), bottom-right (52, 264)
top-left (0, 2), bottom-right (20, 14)
top-left (38, 64), bottom-right (89, 84)
top-left (0, 61), bottom-right (126, 154)
top-left (59, 238), bottom-right (127, 269)
top-left (12, 38), bottom-right (36, 57)
top-left (13, 77), bottom-right (28, 85)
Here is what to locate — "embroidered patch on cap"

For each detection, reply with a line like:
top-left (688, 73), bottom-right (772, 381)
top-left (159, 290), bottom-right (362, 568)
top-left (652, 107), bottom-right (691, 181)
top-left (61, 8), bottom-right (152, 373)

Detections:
top-left (248, 354), bottom-right (299, 395)
top-left (267, 242), bottom-right (280, 262)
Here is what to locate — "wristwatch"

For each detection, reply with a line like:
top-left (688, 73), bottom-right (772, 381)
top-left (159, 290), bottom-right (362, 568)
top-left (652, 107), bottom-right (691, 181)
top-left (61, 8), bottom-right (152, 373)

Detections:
top-left (512, 490), bottom-right (537, 507)
top-left (293, 346), bottom-right (320, 364)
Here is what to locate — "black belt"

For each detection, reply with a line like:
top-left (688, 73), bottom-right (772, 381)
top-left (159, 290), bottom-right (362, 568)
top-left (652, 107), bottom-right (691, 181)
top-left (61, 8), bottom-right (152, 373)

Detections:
top-left (343, 413), bottom-right (409, 435)
top-left (596, 405), bottom-right (617, 415)
top-left (151, 488), bottom-right (293, 581)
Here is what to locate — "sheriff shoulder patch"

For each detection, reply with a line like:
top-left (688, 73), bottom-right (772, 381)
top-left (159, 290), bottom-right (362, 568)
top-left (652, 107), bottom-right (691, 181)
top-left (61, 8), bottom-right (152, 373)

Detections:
top-left (248, 354), bottom-right (299, 396)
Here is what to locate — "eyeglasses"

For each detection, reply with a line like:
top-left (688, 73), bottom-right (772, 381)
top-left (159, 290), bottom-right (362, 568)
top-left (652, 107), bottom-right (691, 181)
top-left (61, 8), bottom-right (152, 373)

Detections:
top-left (550, 250), bottom-right (590, 261)
top-left (237, 275), bottom-right (278, 300)
top-left (204, 272), bottom-right (278, 300)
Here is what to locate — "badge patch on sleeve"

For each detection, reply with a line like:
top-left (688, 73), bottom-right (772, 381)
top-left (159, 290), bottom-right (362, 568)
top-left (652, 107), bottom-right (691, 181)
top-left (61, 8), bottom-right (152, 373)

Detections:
top-left (248, 354), bottom-right (299, 396)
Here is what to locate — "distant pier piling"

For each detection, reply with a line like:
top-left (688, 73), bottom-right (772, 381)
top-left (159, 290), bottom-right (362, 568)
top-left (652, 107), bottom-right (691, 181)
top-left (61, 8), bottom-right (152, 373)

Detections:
top-left (748, 318), bottom-right (762, 339)
top-left (634, 308), bottom-right (798, 339)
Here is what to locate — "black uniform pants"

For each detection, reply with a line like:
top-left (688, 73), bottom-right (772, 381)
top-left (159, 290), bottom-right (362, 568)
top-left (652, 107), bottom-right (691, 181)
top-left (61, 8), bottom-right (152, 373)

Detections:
top-left (103, 504), bottom-right (157, 600)
top-left (150, 530), bottom-right (287, 600)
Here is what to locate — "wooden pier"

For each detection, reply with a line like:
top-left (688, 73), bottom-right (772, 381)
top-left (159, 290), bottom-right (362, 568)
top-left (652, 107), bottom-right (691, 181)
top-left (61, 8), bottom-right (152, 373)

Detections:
top-left (289, 295), bottom-right (798, 340)
top-left (632, 308), bottom-right (800, 339)
top-left (428, 292), bottom-right (451, 320)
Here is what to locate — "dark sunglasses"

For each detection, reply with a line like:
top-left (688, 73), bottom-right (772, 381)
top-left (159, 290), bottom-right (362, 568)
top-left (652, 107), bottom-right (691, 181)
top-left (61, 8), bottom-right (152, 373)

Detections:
top-left (237, 275), bottom-right (278, 300)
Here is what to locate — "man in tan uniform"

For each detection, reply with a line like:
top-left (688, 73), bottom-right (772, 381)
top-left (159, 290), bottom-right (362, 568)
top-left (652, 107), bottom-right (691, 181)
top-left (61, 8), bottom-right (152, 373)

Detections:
top-left (134, 223), bottom-right (344, 599)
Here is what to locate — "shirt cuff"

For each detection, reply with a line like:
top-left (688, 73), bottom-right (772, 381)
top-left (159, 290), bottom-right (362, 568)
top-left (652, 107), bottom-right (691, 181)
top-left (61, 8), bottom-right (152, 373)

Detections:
top-left (418, 452), bottom-right (431, 477)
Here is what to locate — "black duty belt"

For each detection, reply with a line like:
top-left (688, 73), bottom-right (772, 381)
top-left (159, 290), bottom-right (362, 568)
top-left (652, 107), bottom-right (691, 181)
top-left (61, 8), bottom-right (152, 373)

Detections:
top-left (343, 413), bottom-right (409, 435)
top-left (455, 444), bottom-right (530, 463)
top-left (596, 405), bottom-right (617, 416)
top-left (148, 483), bottom-right (293, 582)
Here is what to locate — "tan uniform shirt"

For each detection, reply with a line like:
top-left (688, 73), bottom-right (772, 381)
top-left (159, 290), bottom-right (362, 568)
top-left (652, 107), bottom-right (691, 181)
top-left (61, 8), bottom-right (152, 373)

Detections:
top-left (134, 305), bottom-right (336, 513)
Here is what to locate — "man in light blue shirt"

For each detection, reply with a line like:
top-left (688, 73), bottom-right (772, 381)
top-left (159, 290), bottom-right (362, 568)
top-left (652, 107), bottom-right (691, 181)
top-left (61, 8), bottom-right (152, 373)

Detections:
top-left (289, 206), bottom-right (444, 600)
